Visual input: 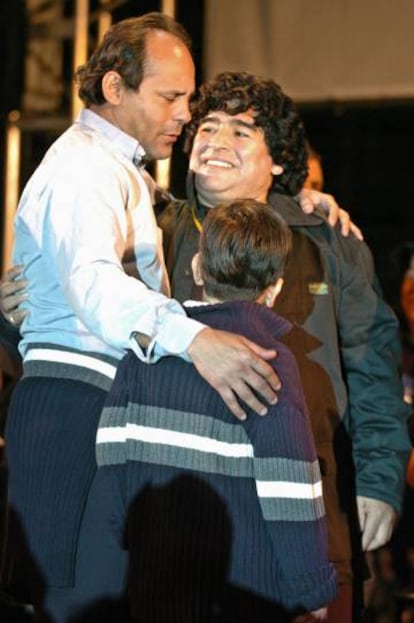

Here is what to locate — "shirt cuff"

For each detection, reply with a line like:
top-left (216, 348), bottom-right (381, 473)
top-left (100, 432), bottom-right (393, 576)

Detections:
top-left (128, 312), bottom-right (205, 363)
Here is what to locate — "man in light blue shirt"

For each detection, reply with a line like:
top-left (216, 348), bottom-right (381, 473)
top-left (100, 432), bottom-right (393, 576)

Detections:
top-left (3, 13), bottom-right (284, 623)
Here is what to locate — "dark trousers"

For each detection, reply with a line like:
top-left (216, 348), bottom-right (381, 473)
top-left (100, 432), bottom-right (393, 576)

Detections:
top-left (45, 470), bottom-right (128, 623)
top-left (4, 377), bottom-right (128, 622)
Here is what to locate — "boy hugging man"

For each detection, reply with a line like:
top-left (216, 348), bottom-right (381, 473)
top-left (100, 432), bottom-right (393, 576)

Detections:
top-left (94, 199), bottom-right (336, 622)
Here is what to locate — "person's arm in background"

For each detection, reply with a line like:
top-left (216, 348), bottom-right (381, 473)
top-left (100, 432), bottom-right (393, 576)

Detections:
top-left (335, 234), bottom-right (411, 550)
top-left (296, 188), bottom-right (363, 240)
top-left (0, 266), bottom-right (24, 375)
top-left (0, 265), bottom-right (28, 327)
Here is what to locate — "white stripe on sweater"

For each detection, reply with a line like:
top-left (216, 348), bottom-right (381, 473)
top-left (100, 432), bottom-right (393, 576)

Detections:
top-left (24, 348), bottom-right (117, 379)
top-left (97, 423), bottom-right (254, 457)
top-left (256, 479), bottom-right (323, 500)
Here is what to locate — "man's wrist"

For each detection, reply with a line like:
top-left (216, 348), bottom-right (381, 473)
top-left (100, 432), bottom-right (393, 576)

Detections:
top-left (132, 331), bottom-right (151, 354)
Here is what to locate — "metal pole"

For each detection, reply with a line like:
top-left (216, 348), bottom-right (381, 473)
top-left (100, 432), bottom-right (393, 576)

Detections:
top-left (98, 0), bottom-right (112, 43)
top-left (2, 112), bottom-right (21, 270)
top-left (72, 0), bottom-right (89, 120)
top-left (161, 0), bottom-right (176, 17)
top-left (154, 0), bottom-right (176, 190)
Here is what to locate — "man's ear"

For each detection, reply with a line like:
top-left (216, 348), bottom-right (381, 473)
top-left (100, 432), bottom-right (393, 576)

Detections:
top-left (260, 277), bottom-right (284, 307)
top-left (191, 253), bottom-right (204, 286)
top-left (271, 163), bottom-right (284, 177)
top-left (101, 71), bottom-right (123, 105)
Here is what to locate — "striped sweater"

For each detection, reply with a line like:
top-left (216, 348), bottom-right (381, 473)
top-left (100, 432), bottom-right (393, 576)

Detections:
top-left (96, 301), bottom-right (336, 619)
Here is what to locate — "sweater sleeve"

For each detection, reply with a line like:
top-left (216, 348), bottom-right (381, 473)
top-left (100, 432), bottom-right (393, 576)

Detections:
top-left (243, 353), bottom-right (337, 613)
top-left (335, 235), bottom-right (411, 512)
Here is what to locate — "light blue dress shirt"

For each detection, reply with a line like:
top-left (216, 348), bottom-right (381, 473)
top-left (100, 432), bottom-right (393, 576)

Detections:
top-left (13, 108), bottom-right (204, 363)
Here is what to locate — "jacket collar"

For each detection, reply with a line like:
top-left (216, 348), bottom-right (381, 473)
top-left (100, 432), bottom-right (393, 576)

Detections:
top-left (268, 191), bottom-right (327, 227)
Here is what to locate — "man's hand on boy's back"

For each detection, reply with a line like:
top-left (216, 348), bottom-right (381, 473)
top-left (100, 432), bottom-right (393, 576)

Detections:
top-left (188, 326), bottom-right (280, 421)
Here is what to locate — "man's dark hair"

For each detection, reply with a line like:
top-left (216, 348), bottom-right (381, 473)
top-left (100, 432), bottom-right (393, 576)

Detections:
top-left (185, 72), bottom-right (308, 196)
top-left (199, 199), bottom-right (291, 301)
top-left (75, 12), bottom-right (192, 106)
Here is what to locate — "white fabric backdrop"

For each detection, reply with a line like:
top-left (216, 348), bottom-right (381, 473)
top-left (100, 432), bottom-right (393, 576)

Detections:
top-left (204, 0), bottom-right (414, 102)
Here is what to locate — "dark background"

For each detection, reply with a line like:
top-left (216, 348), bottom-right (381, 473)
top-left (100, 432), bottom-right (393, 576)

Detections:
top-left (1, 0), bottom-right (413, 306)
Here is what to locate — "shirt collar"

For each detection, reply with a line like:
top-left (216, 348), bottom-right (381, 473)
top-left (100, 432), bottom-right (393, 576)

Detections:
top-left (77, 108), bottom-right (146, 166)
top-left (184, 299), bottom-right (210, 307)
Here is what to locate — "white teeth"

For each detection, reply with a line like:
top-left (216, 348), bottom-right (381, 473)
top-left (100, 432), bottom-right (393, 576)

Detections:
top-left (205, 159), bottom-right (232, 168)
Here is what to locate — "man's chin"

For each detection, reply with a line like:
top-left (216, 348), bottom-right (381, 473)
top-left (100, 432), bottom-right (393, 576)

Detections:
top-left (195, 179), bottom-right (233, 195)
top-left (145, 145), bottom-right (174, 162)
top-left (153, 151), bottom-right (173, 161)
top-left (195, 186), bottom-right (235, 207)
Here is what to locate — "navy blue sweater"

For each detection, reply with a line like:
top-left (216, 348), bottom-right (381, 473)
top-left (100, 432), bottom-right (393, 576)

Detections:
top-left (96, 301), bottom-right (337, 619)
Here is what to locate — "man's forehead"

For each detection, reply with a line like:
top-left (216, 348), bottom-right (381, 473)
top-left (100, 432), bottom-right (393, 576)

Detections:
top-left (142, 30), bottom-right (195, 81)
top-left (201, 109), bottom-right (258, 127)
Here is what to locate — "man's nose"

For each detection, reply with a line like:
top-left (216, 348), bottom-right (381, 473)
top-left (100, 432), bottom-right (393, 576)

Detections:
top-left (207, 126), bottom-right (232, 149)
top-left (174, 98), bottom-right (192, 125)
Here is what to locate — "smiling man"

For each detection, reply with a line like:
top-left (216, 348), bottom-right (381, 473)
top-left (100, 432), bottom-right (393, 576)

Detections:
top-left (158, 72), bottom-right (411, 623)
top-left (190, 111), bottom-right (283, 203)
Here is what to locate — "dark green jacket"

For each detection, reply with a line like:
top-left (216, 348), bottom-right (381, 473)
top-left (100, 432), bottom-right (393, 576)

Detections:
top-left (157, 181), bottom-right (411, 583)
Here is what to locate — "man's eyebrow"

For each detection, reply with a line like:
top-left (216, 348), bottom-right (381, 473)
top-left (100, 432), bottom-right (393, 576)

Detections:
top-left (199, 115), bottom-right (220, 124)
top-left (200, 115), bottom-right (258, 130)
top-left (159, 88), bottom-right (195, 97)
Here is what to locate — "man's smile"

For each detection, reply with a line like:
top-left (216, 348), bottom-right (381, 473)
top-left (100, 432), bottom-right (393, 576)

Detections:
top-left (202, 158), bottom-right (234, 169)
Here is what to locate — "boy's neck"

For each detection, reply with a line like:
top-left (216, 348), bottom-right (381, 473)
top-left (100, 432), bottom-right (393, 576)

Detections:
top-left (202, 291), bottom-right (223, 305)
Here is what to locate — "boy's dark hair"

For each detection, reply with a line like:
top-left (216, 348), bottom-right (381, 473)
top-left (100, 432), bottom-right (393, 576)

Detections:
top-left (199, 199), bottom-right (291, 302)
top-left (185, 72), bottom-right (308, 196)
top-left (75, 12), bottom-right (192, 106)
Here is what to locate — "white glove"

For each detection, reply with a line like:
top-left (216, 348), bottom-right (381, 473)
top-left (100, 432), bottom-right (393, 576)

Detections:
top-left (292, 607), bottom-right (327, 622)
top-left (356, 495), bottom-right (397, 551)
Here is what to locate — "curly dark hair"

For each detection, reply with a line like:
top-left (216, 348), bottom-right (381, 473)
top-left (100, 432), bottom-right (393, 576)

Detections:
top-left (185, 72), bottom-right (308, 196)
top-left (75, 12), bottom-right (192, 106)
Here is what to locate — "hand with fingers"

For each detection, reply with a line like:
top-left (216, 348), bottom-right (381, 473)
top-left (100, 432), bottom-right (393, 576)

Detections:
top-left (296, 188), bottom-right (363, 240)
top-left (357, 495), bottom-right (397, 551)
top-left (0, 265), bottom-right (29, 327)
top-left (187, 326), bottom-right (280, 420)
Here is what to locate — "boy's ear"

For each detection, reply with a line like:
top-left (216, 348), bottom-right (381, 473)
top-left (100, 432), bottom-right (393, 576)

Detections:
top-left (191, 253), bottom-right (204, 286)
top-left (260, 277), bottom-right (284, 307)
